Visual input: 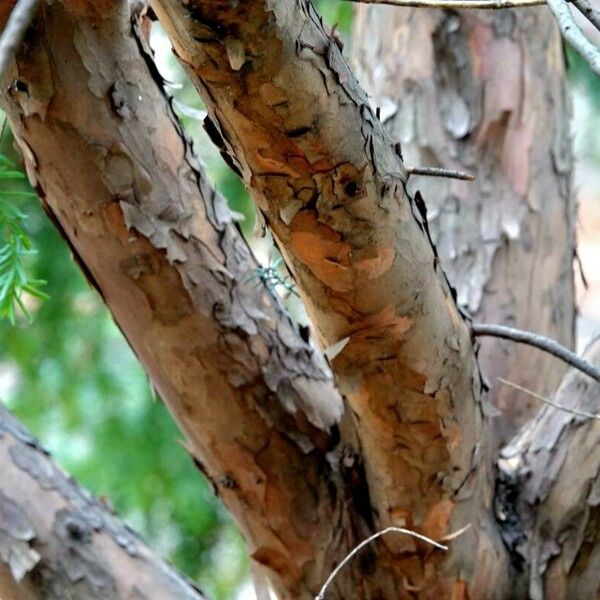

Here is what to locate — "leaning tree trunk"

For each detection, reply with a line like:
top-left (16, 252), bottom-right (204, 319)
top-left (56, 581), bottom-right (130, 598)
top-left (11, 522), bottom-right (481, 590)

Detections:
top-left (0, 2), bottom-right (362, 597)
top-left (0, 403), bottom-right (204, 600)
top-left (352, 5), bottom-right (576, 445)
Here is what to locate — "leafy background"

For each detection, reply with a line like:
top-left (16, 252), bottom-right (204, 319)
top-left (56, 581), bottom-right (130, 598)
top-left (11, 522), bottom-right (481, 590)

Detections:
top-left (0, 3), bottom-right (596, 599)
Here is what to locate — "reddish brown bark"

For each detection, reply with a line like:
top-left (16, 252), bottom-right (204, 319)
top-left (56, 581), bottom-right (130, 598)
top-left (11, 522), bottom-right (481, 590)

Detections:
top-left (151, 1), bottom-right (511, 596)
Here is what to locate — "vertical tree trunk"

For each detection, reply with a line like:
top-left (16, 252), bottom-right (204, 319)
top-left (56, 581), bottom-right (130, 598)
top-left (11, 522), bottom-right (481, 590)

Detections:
top-left (352, 6), bottom-right (576, 444)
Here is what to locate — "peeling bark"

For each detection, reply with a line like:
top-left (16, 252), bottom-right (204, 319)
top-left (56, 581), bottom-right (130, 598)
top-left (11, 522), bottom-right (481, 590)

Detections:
top-left (0, 2), bottom-right (360, 596)
top-left (0, 403), bottom-right (204, 600)
top-left (151, 1), bottom-right (512, 596)
top-left (499, 339), bottom-right (600, 599)
top-left (352, 6), bottom-right (576, 445)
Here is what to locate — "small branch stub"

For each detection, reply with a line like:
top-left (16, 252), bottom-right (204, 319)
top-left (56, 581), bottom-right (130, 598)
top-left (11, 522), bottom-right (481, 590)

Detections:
top-left (407, 166), bottom-right (475, 181)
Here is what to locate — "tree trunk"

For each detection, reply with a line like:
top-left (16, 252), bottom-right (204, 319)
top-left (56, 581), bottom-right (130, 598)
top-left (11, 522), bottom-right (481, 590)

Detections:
top-left (352, 5), bottom-right (576, 445)
top-left (0, 2), bottom-right (357, 597)
top-left (2, 0), bottom-right (598, 598)
top-left (152, 0), bottom-right (512, 596)
top-left (0, 403), bottom-right (204, 600)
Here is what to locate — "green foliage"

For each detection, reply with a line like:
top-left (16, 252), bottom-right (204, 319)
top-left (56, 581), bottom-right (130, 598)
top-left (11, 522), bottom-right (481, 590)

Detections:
top-left (314, 0), bottom-right (354, 38)
top-left (0, 155), bottom-right (47, 323)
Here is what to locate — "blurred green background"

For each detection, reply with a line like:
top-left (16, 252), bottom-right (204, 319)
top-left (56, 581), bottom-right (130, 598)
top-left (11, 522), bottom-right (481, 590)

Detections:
top-left (0, 2), bottom-right (597, 599)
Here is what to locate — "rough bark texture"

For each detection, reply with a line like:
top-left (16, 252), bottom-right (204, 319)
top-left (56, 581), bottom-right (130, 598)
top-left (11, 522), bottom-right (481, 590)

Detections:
top-left (0, 2), bottom-right (361, 596)
top-left (499, 339), bottom-right (600, 600)
top-left (0, 403), bottom-right (204, 600)
top-left (352, 5), bottom-right (576, 445)
top-left (152, 1), bottom-right (512, 596)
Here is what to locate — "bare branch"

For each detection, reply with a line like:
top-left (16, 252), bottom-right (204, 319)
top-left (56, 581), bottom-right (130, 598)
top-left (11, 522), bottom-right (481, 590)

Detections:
top-left (547, 0), bottom-right (600, 75)
top-left (407, 166), bottom-right (475, 181)
top-left (340, 0), bottom-right (545, 8)
top-left (0, 0), bottom-right (38, 82)
top-left (498, 377), bottom-right (600, 420)
top-left (571, 0), bottom-right (600, 31)
top-left (472, 323), bottom-right (600, 382)
top-left (315, 527), bottom-right (448, 600)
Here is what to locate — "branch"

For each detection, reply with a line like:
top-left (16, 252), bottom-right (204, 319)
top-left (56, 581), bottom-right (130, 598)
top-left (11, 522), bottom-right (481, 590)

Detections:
top-left (0, 0), bottom-right (38, 83)
top-left (407, 166), bottom-right (475, 181)
top-left (339, 0), bottom-right (545, 8)
top-left (498, 338), bottom-right (600, 598)
top-left (546, 0), bottom-right (600, 75)
top-left (472, 323), bottom-right (600, 382)
top-left (153, 0), bottom-right (511, 595)
top-left (0, 403), bottom-right (204, 599)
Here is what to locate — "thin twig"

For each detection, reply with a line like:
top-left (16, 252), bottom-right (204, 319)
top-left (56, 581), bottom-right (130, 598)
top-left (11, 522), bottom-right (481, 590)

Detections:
top-left (0, 0), bottom-right (39, 83)
top-left (547, 0), bottom-right (600, 75)
top-left (315, 527), bottom-right (447, 600)
top-left (340, 0), bottom-right (546, 8)
top-left (498, 377), bottom-right (600, 420)
top-left (407, 166), bottom-right (475, 181)
top-left (570, 0), bottom-right (600, 31)
top-left (472, 323), bottom-right (600, 383)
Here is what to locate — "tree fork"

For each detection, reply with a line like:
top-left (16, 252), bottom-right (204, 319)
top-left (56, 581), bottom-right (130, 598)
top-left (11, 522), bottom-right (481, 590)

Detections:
top-left (152, 0), bottom-right (512, 595)
top-left (0, 403), bottom-right (205, 600)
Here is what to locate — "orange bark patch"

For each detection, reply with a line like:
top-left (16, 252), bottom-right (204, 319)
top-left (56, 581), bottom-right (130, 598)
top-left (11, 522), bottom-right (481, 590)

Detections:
top-left (354, 245), bottom-right (395, 280)
top-left (451, 580), bottom-right (470, 600)
top-left (290, 210), bottom-right (353, 291)
top-left (421, 498), bottom-right (454, 541)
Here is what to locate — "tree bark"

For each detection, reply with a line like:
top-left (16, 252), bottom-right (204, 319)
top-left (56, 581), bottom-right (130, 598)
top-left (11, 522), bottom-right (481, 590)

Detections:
top-left (499, 339), bottom-right (600, 599)
top-left (0, 2), bottom-right (359, 597)
top-left (152, 1), bottom-right (512, 596)
top-left (0, 403), bottom-right (204, 600)
top-left (351, 5), bottom-right (576, 445)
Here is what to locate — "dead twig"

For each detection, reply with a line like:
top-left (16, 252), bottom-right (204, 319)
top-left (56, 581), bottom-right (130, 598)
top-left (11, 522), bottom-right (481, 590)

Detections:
top-left (315, 526), bottom-right (447, 599)
top-left (340, 0), bottom-right (545, 9)
top-left (407, 166), bottom-right (475, 181)
top-left (0, 0), bottom-right (40, 83)
top-left (472, 323), bottom-right (600, 383)
top-left (498, 377), bottom-right (600, 420)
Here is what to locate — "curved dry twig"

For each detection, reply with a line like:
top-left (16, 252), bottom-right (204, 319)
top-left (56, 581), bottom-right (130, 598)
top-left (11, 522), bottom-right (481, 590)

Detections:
top-left (0, 0), bottom-right (40, 83)
top-left (472, 323), bottom-right (600, 383)
top-left (340, 0), bottom-right (545, 8)
top-left (315, 527), bottom-right (447, 599)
